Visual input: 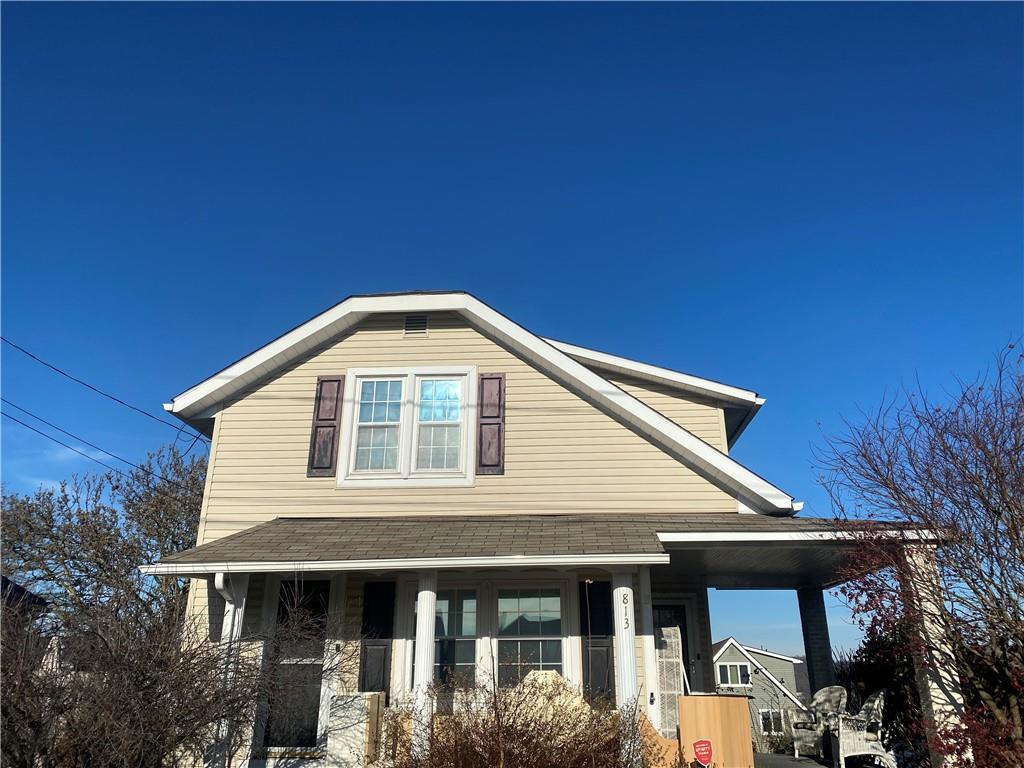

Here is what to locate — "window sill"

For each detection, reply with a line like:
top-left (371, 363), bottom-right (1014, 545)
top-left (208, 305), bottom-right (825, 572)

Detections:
top-left (337, 473), bottom-right (475, 489)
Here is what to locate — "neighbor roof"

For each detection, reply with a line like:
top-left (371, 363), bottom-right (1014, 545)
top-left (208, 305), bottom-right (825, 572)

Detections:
top-left (140, 513), bottom-right (859, 576)
top-left (164, 291), bottom-right (799, 515)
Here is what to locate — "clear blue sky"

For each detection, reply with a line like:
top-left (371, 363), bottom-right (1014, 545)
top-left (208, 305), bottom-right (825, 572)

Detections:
top-left (3, 3), bottom-right (1021, 654)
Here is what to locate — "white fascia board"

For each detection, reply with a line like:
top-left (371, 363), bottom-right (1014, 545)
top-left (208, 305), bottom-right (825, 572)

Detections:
top-left (712, 636), bottom-right (739, 663)
top-left (743, 646), bottom-right (804, 664)
top-left (656, 530), bottom-right (940, 544)
top-left (725, 639), bottom-right (807, 710)
top-left (456, 295), bottom-right (796, 514)
top-left (544, 338), bottom-right (763, 408)
top-left (167, 292), bottom-right (798, 514)
top-left (140, 552), bottom-right (671, 577)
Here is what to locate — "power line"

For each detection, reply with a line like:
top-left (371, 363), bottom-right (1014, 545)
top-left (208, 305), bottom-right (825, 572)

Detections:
top-left (3, 411), bottom-right (198, 513)
top-left (1, 398), bottom-right (188, 490)
top-left (1, 337), bottom-right (209, 445)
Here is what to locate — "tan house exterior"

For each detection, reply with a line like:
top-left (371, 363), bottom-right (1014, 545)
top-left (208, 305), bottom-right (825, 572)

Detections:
top-left (143, 291), bottom-right (964, 767)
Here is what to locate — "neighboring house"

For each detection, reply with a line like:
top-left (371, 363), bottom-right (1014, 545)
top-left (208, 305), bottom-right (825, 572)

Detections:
top-left (712, 637), bottom-right (805, 738)
top-left (140, 291), bottom-right (959, 766)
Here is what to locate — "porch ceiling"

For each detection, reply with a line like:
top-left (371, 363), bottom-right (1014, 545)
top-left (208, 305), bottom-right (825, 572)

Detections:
top-left (657, 540), bottom-right (857, 590)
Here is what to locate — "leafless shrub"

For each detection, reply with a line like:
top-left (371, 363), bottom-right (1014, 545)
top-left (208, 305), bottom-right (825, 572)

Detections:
top-left (375, 672), bottom-right (661, 768)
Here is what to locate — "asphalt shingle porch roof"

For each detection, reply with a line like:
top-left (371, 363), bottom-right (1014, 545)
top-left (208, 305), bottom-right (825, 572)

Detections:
top-left (154, 514), bottom-right (848, 568)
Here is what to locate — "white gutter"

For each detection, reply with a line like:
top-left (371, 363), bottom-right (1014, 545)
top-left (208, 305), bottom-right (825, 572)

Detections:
top-left (141, 551), bottom-right (671, 577)
top-left (656, 530), bottom-right (940, 543)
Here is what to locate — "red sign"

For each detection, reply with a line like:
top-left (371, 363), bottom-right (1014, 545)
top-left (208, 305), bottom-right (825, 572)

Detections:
top-left (693, 739), bottom-right (713, 767)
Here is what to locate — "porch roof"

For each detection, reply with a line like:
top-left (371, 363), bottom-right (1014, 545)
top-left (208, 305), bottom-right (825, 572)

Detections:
top-left (140, 514), bottom-right (928, 578)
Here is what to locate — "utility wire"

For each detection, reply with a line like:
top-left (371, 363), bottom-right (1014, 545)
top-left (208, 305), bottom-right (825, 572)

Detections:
top-left (1, 398), bottom-right (188, 490)
top-left (1, 337), bottom-right (209, 445)
top-left (3, 411), bottom-right (198, 513)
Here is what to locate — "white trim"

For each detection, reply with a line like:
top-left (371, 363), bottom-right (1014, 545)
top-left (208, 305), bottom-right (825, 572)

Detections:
top-left (743, 646), bottom-right (804, 664)
top-left (165, 292), bottom-right (798, 514)
top-left (543, 338), bottom-right (763, 407)
top-left (758, 708), bottom-right (786, 736)
top-left (141, 552), bottom-right (669, 577)
top-left (394, 572), bottom-right (582, 700)
top-left (712, 637), bottom-right (806, 710)
top-left (336, 366), bottom-right (477, 489)
top-left (638, 567), bottom-right (660, 730)
top-left (715, 661), bottom-right (753, 688)
top-left (657, 529), bottom-right (939, 544)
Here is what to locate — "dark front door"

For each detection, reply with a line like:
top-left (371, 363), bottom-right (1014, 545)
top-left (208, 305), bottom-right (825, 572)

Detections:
top-left (579, 580), bottom-right (615, 704)
top-left (359, 581), bottom-right (396, 699)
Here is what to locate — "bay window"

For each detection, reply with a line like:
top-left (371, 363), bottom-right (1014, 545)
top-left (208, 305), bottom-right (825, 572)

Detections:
top-left (338, 367), bottom-right (476, 487)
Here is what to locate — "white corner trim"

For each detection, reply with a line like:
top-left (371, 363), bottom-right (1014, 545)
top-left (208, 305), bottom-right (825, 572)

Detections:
top-left (543, 338), bottom-right (763, 407)
top-left (165, 292), bottom-right (798, 514)
top-left (656, 529), bottom-right (940, 544)
top-left (140, 552), bottom-right (670, 577)
top-left (714, 638), bottom-right (806, 710)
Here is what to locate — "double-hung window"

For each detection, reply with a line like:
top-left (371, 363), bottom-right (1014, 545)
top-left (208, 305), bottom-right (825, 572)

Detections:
top-left (760, 709), bottom-right (784, 735)
top-left (496, 588), bottom-right (563, 687)
top-left (717, 662), bottom-right (751, 686)
top-left (339, 368), bottom-right (476, 487)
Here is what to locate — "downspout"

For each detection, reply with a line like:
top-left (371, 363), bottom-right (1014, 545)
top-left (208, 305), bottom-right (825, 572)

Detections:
top-left (213, 572), bottom-right (249, 768)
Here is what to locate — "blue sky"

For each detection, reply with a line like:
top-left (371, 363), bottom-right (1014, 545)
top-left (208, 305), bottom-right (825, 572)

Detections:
top-left (3, 3), bottom-right (1021, 654)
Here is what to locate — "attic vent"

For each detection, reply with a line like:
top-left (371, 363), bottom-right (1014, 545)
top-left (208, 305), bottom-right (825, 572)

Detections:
top-left (404, 313), bottom-right (429, 336)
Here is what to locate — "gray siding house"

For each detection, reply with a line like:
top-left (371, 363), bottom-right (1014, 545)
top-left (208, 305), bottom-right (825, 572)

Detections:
top-left (712, 637), bottom-right (805, 738)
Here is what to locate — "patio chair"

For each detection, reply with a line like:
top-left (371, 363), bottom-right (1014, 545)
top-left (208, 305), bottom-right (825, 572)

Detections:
top-left (831, 690), bottom-right (896, 768)
top-left (787, 685), bottom-right (847, 759)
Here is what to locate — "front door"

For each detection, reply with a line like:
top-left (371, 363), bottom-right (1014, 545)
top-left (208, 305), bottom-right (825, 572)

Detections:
top-left (654, 604), bottom-right (693, 738)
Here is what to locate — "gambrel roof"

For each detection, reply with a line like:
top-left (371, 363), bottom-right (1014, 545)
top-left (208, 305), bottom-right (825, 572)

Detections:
top-left (165, 291), bottom-right (800, 515)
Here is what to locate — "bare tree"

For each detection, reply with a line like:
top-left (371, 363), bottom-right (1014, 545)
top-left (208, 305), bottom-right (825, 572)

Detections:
top-left (2, 447), bottom-right (364, 767)
top-left (820, 345), bottom-right (1024, 766)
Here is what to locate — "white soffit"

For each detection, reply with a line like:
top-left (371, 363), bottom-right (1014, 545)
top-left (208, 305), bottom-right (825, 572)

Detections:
top-left (165, 292), bottom-right (799, 515)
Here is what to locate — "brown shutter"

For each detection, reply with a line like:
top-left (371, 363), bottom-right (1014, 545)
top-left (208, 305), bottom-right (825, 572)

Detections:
top-left (476, 373), bottom-right (505, 475)
top-left (307, 375), bottom-right (345, 477)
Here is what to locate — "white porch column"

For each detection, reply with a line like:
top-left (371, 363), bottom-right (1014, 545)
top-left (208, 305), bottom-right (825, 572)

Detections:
top-left (411, 570), bottom-right (437, 758)
top-left (797, 586), bottom-right (836, 692)
top-left (638, 567), bottom-right (660, 729)
top-left (612, 571), bottom-right (639, 707)
top-left (900, 545), bottom-right (970, 768)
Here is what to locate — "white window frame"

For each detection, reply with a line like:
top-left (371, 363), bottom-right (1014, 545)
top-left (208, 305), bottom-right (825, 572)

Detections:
top-left (759, 708), bottom-right (785, 735)
top-left (337, 366), bottom-right (477, 488)
top-left (392, 573), bottom-right (582, 698)
top-left (493, 582), bottom-right (567, 688)
top-left (717, 661), bottom-right (752, 687)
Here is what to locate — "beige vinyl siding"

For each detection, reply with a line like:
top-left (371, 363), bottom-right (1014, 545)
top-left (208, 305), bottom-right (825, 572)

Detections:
top-left (603, 374), bottom-right (729, 453)
top-left (199, 313), bottom-right (736, 542)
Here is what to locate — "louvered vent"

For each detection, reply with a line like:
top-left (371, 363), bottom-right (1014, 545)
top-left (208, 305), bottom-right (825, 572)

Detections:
top-left (404, 313), bottom-right (429, 336)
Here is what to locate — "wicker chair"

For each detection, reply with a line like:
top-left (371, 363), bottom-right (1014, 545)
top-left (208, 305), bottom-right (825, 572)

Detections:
top-left (831, 690), bottom-right (896, 768)
top-left (787, 685), bottom-right (847, 759)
